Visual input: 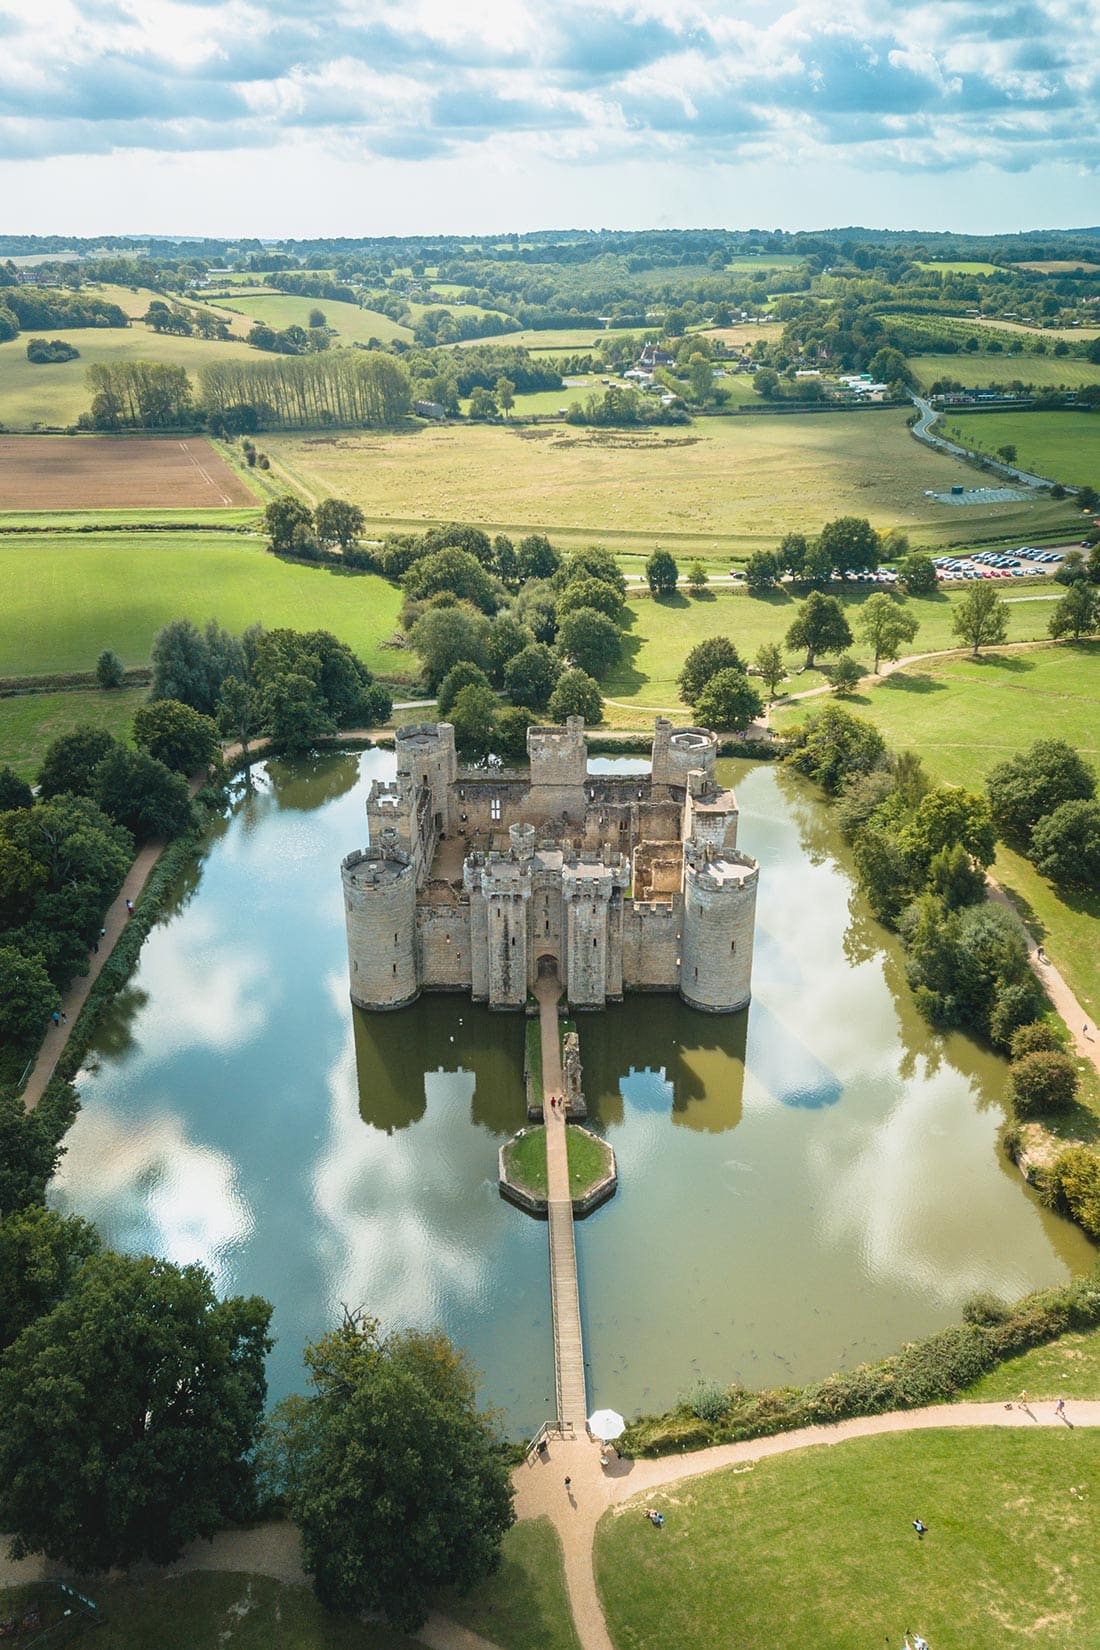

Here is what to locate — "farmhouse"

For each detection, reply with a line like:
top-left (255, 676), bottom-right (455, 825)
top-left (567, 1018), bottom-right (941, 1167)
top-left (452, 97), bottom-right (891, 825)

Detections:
top-left (342, 717), bottom-right (758, 1014)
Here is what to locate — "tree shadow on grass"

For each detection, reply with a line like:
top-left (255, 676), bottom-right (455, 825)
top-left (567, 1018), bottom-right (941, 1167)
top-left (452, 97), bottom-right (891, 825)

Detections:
top-left (604, 629), bottom-right (647, 699)
top-left (973, 651), bottom-right (1038, 673)
top-left (650, 591), bottom-right (691, 610)
top-left (878, 672), bottom-right (948, 694)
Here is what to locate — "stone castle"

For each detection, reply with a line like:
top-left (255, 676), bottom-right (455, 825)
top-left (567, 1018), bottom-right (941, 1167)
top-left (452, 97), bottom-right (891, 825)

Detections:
top-left (341, 716), bottom-right (758, 1013)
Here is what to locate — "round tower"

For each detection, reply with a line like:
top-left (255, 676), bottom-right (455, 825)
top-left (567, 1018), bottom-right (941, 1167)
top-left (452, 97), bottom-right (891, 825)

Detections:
top-left (679, 846), bottom-right (758, 1013)
top-left (652, 724), bottom-right (718, 791)
top-left (342, 845), bottom-right (419, 1010)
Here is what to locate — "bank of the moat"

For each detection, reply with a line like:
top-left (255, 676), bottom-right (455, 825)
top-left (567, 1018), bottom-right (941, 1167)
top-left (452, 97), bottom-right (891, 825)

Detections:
top-left (50, 749), bottom-right (1095, 1435)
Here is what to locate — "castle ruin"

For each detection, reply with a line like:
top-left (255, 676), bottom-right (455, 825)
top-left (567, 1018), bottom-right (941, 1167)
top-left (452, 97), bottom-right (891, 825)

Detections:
top-left (341, 716), bottom-right (758, 1013)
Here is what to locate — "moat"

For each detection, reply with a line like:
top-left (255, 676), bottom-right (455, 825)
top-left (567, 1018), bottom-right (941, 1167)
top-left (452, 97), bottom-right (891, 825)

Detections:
top-left (51, 749), bottom-right (1094, 1434)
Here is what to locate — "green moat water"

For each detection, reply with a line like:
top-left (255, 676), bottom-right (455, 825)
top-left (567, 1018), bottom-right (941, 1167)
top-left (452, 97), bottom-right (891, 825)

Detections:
top-left (52, 751), bottom-right (1094, 1433)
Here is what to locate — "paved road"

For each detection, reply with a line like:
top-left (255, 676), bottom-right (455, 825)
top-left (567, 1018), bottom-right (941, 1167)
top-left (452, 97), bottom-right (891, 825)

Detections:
top-left (909, 393), bottom-right (1066, 492)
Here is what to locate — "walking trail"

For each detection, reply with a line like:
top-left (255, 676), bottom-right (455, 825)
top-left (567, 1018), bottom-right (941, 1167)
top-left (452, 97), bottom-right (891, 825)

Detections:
top-left (4, 1401), bottom-right (1098, 1649)
top-left (537, 972), bottom-right (589, 1435)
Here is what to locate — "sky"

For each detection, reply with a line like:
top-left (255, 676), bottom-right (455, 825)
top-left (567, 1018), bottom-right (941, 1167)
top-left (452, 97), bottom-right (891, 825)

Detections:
top-left (0, 0), bottom-right (1098, 238)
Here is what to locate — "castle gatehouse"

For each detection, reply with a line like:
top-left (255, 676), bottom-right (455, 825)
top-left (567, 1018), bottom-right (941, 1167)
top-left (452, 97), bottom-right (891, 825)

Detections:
top-left (341, 716), bottom-right (758, 1013)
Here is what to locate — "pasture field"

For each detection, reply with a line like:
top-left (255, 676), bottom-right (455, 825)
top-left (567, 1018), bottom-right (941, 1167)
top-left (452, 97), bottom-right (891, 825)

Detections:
top-left (723, 253), bottom-right (804, 269)
top-left (0, 686), bottom-right (145, 778)
top-left (205, 292), bottom-right (414, 346)
top-left (0, 435), bottom-right (258, 510)
top-left (912, 352), bottom-right (1100, 391)
top-left (699, 320), bottom-right (783, 349)
top-left (491, 375), bottom-right (759, 418)
top-left (916, 258), bottom-right (1002, 274)
top-left (609, 586), bottom-right (1063, 709)
top-left (457, 326), bottom-right (644, 354)
top-left (0, 531), bottom-right (406, 680)
top-left (595, 1429), bottom-right (1100, 1650)
top-left (264, 410), bottom-right (1077, 555)
top-left (1014, 260), bottom-right (1100, 273)
top-left (937, 410), bottom-right (1100, 488)
top-left (0, 327), bottom-right (259, 429)
top-left (773, 642), bottom-right (1100, 1021)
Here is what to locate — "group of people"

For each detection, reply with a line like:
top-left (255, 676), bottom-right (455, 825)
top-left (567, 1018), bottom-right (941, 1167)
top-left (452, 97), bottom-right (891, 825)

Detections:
top-left (547, 1094), bottom-right (568, 1113)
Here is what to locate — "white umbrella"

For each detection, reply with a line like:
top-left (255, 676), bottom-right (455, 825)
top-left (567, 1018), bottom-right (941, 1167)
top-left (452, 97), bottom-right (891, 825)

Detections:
top-left (588, 1408), bottom-right (626, 1441)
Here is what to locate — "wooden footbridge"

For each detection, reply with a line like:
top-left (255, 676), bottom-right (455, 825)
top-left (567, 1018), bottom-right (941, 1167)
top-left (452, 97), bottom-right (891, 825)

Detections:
top-left (535, 973), bottom-right (589, 1436)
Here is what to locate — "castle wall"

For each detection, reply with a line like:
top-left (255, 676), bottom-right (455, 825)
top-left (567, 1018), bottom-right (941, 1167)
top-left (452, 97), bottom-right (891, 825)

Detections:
top-left (622, 899), bottom-right (681, 990)
top-left (679, 852), bottom-right (758, 1013)
top-left (343, 849), bottom-right (420, 1010)
top-left (651, 719), bottom-right (718, 794)
top-left (529, 871), bottom-right (565, 990)
top-left (418, 903), bottom-right (472, 990)
top-left (396, 722), bottom-right (457, 835)
top-left (565, 890), bottom-right (609, 1007)
top-left (467, 882), bottom-right (490, 1001)
top-left (527, 716), bottom-right (587, 823)
top-left (486, 891), bottom-right (530, 1009)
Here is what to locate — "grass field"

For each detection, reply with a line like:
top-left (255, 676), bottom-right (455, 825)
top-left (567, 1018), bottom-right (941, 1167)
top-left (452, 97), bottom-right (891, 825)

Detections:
top-left (773, 641), bottom-right (1100, 1026)
top-left (0, 435), bottom-right (258, 510)
top-left (952, 316), bottom-right (1100, 341)
top-left (961, 1325), bottom-right (1100, 1402)
top-left (1014, 260), bottom-right (1100, 274)
top-left (441, 1517), bottom-right (580, 1650)
top-left (0, 532), bottom-right (406, 680)
top-left (205, 292), bottom-right (414, 346)
top-left (263, 411), bottom-right (1077, 555)
top-left (0, 686), bottom-right (144, 778)
top-left (609, 586), bottom-right (1066, 708)
top-left (0, 1573), bottom-right (419, 1649)
top-left (503, 1129), bottom-right (548, 1198)
top-left (0, 327), bottom-right (259, 429)
top-left (912, 352), bottom-right (1100, 391)
top-left (595, 1429), bottom-right (1100, 1650)
top-left (937, 410), bottom-right (1100, 489)
top-left (917, 259), bottom-right (1003, 274)
top-left (457, 327), bottom-right (645, 354)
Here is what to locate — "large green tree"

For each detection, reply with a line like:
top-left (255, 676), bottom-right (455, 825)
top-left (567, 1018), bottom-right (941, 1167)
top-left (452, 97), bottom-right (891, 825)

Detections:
top-left (92, 748), bottom-right (193, 842)
top-left (896, 552), bottom-right (938, 596)
top-left (678, 636), bottom-right (744, 706)
top-left (0, 1206), bottom-right (99, 1353)
top-left (0, 1092), bottom-right (74, 1218)
top-left (0, 1253), bottom-right (272, 1570)
top-left (36, 727), bottom-right (118, 801)
top-left (404, 549), bottom-right (500, 615)
top-left (556, 576), bottom-right (623, 624)
top-left (132, 700), bottom-right (219, 774)
top-left (645, 549), bottom-right (679, 596)
top-left (785, 592), bottom-right (853, 669)
top-left (693, 669), bottom-right (764, 732)
top-left (817, 517), bottom-right (880, 575)
top-left (986, 739), bottom-right (1096, 843)
top-left (556, 608), bottom-right (621, 679)
top-left (449, 684), bottom-right (499, 758)
top-left (951, 583), bottom-right (1008, 657)
top-left (787, 705), bottom-right (887, 794)
top-left (314, 498), bottom-right (365, 552)
top-left (503, 642), bottom-right (560, 709)
top-left (856, 592), bottom-right (920, 672)
top-left (263, 496), bottom-right (313, 554)
top-left (548, 668), bottom-right (603, 724)
top-left (753, 642), bottom-right (787, 704)
top-left (409, 606), bottom-right (491, 690)
top-left (1048, 581), bottom-right (1100, 640)
top-left (266, 1316), bottom-right (514, 1632)
top-left (1030, 799), bottom-right (1100, 889)
top-left (437, 661), bottom-right (493, 718)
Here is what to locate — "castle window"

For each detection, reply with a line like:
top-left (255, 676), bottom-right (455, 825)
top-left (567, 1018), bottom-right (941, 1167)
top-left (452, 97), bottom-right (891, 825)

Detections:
top-left (491, 797), bottom-right (501, 822)
top-left (731, 940), bottom-right (736, 953)
top-left (511, 935), bottom-right (516, 948)
top-left (394, 932), bottom-right (398, 945)
top-left (593, 936), bottom-right (598, 948)
top-left (393, 963), bottom-right (398, 976)
top-left (694, 966), bottom-right (698, 979)
top-left (545, 920), bottom-right (550, 935)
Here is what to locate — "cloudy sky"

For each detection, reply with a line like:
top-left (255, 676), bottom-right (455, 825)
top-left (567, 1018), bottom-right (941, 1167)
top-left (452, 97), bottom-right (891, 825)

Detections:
top-left (0, 0), bottom-right (1097, 237)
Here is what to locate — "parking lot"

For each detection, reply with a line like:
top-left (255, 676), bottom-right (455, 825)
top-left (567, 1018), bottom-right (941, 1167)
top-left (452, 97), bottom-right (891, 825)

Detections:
top-left (933, 545), bottom-right (1071, 583)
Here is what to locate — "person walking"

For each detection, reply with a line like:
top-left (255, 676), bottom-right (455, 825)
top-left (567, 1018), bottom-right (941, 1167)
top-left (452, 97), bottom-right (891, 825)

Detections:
top-left (912, 1518), bottom-right (927, 1539)
top-left (1056, 1397), bottom-right (1066, 1419)
top-left (564, 1477), bottom-right (572, 1494)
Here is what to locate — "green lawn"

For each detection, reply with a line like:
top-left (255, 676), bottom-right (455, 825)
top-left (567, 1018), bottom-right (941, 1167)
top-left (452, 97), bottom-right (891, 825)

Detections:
top-left (440, 1517), bottom-right (580, 1650)
top-left (937, 409), bottom-right (1100, 488)
top-left (265, 411), bottom-right (1077, 556)
top-left (0, 532), bottom-right (407, 680)
top-left (503, 1128), bottom-right (548, 1198)
top-left (916, 259), bottom-right (1003, 274)
top-left (912, 352), bottom-right (1100, 391)
top-left (0, 686), bottom-right (145, 779)
top-left (566, 1128), bottom-right (611, 1198)
top-left (0, 1573), bottom-right (420, 1650)
top-left (961, 1326), bottom-right (1100, 1404)
top-left (595, 1429), bottom-right (1100, 1650)
top-left (609, 586), bottom-right (1062, 710)
top-left (0, 328), bottom-right (261, 429)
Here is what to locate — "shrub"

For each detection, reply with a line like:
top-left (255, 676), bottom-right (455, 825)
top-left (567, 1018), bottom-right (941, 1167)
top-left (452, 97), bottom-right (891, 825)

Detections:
top-left (962, 1292), bottom-right (1010, 1326)
top-left (437, 661), bottom-right (492, 719)
top-left (94, 649), bottom-right (125, 689)
top-left (1052, 1147), bottom-right (1100, 1240)
top-left (548, 668), bottom-right (603, 724)
top-left (682, 1379), bottom-right (730, 1424)
top-left (1007, 1049), bottom-right (1080, 1118)
top-left (1030, 799), bottom-right (1100, 890)
top-left (1009, 1020), bottom-right (1063, 1060)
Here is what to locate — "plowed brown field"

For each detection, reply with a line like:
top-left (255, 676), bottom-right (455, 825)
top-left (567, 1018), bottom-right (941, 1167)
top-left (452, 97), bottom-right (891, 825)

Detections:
top-left (0, 435), bottom-right (257, 509)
